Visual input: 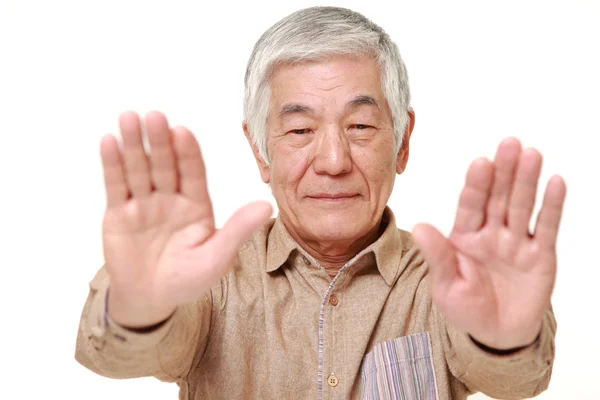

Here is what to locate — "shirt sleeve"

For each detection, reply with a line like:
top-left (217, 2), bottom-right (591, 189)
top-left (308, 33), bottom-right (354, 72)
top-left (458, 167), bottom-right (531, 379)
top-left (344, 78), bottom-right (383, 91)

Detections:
top-left (74, 266), bottom-right (213, 382)
top-left (437, 305), bottom-right (556, 399)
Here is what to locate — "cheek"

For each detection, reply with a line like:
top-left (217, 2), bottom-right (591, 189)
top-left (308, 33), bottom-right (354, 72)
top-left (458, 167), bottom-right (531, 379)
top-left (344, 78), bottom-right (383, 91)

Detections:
top-left (353, 144), bottom-right (397, 188)
top-left (270, 144), bottom-right (312, 191)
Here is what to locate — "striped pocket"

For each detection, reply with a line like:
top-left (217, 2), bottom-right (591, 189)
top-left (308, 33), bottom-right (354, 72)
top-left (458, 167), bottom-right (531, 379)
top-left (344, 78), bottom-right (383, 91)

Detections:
top-left (360, 332), bottom-right (439, 400)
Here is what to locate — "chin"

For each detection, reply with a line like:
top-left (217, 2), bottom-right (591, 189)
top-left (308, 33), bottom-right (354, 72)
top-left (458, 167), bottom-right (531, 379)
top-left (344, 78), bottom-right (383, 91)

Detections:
top-left (302, 211), bottom-right (371, 241)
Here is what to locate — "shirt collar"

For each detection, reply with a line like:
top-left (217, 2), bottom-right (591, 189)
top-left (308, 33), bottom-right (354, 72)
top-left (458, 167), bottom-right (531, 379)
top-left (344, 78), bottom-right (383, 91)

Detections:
top-left (265, 206), bottom-right (407, 286)
top-left (265, 216), bottom-right (298, 273)
top-left (370, 207), bottom-right (405, 286)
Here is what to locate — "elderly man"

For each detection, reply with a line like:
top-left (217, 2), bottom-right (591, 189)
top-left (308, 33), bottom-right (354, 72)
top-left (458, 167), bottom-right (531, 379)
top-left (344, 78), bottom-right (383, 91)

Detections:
top-left (75, 6), bottom-right (565, 400)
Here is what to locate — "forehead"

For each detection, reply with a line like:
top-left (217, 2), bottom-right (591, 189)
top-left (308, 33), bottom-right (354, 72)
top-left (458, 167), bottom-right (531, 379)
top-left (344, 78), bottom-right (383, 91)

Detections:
top-left (268, 55), bottom-right (386, 112)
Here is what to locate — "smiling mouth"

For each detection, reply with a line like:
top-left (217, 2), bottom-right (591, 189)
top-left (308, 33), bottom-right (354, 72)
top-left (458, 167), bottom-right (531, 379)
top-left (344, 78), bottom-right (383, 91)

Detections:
top-left (307, 193), bottom-right (359, 201)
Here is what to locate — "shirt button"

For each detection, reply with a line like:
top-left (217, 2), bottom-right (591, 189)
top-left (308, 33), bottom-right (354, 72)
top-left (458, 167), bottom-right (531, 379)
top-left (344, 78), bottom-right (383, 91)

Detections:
top-left (329, 294), bottom-right (338, 306)
top-left (327, 373), bottom-right (339, 387)
top-left (302, 256), bottom-right (311, 265)
top-left (91, 326), bottom-right (104, 338)
top-left (89, 333), bottom-right (105, 350)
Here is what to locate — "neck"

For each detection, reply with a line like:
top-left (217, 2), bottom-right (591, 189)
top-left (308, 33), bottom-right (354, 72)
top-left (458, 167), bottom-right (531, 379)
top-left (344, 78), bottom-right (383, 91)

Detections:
top-left (286, 217), bottom-right (386, 279)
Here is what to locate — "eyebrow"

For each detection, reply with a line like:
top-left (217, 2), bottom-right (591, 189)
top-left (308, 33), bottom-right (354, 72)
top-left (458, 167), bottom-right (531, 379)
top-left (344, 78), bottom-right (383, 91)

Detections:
top-left (279, 103), bottom-right (315, 117)
top-left (346, 95), bottom-right (380, 110)
top-left (277, 95), bottom-right (380, 118)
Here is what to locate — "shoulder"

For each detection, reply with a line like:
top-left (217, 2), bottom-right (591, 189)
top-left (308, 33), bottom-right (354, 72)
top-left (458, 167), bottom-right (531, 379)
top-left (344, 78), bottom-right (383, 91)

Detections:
top-left (210, 219), bottom-right (276, 310)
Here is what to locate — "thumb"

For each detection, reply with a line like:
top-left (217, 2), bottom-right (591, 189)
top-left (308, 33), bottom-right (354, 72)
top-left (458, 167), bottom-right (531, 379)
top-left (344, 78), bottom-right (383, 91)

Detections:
top-left (412, 223), bottom-right (458, 294)
top-left (208, 201), bottom-right (273, 266)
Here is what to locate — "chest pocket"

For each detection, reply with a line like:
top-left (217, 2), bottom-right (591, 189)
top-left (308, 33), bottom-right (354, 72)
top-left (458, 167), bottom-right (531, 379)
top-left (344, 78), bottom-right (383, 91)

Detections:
top-left (360, 332), bottom-right (439, 400)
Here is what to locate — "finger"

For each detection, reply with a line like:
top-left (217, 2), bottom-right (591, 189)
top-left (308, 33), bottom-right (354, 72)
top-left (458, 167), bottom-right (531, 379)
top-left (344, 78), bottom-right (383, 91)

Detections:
top-left (172, 126), bottom-right (213, 217)
top-left (146, 111), bottom-right (177, 193)
top-left (120, 111), bottom-right (152, 197)
top-left (412, 223), bottom-right (459, 296)
top-left (100, 134), bottom-right (129, 207)
top-left (204, 201), bottom-right (273, 269)
top-left (534, 175), bottom-right (566, 249)
top-left (507, 148), bottom-right (542, 234)
top-left (487, 137), bottom-right (522, 225)
top-left (453, 157), bottom-right (494, 233)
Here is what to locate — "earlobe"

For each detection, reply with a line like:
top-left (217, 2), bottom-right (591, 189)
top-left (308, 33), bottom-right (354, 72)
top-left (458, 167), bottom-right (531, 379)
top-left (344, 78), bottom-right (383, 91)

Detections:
top-left (396, 109), bottom-right (416, 174)
top-left (243, 121), bottom-right (271, 184)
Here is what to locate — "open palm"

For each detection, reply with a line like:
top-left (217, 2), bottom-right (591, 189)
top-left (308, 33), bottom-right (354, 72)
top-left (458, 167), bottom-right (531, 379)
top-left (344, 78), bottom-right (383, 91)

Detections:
top-left (413, 138), bottom-right (566, 349)
top-left (101, 111), bottom-right (272, 327)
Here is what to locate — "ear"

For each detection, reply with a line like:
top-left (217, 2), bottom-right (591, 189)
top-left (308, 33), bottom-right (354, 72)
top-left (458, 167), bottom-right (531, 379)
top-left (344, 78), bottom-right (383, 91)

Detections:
top-left (243, 121), bottom-right (271, 184)
top-left (395, 108), bottom-right (416, 175)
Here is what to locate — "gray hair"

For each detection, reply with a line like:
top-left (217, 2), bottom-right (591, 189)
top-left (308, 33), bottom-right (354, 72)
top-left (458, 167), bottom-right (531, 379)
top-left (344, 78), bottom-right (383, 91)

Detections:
top-left (243, 6), bottom-right (411, 164)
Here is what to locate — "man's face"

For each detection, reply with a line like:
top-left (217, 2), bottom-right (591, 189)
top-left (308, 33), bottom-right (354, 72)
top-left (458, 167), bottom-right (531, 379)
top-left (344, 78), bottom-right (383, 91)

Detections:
top-left (247, 55), bottom-right (413, 246)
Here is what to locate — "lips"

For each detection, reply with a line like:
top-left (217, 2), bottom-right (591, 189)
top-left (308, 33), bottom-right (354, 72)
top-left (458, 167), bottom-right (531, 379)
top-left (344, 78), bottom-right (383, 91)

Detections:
top-left (307, 193), bottom-right (359, 199)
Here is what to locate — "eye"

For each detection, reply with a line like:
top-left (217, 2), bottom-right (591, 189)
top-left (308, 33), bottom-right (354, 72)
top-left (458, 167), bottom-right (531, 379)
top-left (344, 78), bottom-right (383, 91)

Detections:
top-left (289, 128), bottom-right (311, 135)
top-left (350, 124), bottom-right (373, 130)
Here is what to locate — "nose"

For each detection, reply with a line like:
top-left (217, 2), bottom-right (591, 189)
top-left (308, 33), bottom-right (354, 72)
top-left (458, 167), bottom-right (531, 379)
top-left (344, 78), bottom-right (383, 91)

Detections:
top-left (312, 125), bottom-right (352, 176)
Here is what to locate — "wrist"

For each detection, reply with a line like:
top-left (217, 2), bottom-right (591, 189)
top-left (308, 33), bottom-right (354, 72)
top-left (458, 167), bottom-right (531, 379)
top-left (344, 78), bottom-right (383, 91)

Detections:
top-left (470, 332), bottom-right (540, 355)
top-left (469, 323), bottom-right (542, 353)
top-left (107, 287), bottom-right (176, 329)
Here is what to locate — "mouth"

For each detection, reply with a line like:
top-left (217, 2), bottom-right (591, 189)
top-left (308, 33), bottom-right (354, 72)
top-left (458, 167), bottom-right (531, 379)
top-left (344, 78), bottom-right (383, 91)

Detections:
top-left (307, 193), bottom-right (360, 201)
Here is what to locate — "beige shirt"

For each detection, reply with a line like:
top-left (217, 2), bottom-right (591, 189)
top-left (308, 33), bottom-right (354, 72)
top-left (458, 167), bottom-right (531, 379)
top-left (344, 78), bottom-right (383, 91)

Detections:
top-left (75, 207), bottom-right (555, 399)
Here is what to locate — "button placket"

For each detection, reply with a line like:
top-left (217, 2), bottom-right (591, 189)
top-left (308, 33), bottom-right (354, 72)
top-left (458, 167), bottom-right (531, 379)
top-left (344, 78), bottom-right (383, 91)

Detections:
top-left (316, 245), bottom-right (374, 400)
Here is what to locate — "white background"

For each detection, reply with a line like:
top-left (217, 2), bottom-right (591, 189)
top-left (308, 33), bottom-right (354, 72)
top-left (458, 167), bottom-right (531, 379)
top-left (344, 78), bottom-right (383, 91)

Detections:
top-left (1, 0), bottom-right (598, 399)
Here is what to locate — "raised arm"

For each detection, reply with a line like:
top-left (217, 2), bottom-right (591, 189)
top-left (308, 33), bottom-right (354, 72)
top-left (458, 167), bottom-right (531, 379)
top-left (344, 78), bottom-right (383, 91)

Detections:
top-left (414, 137), bottom-right (566, 398)
top-left (74, 111), bottom-right (271, 381)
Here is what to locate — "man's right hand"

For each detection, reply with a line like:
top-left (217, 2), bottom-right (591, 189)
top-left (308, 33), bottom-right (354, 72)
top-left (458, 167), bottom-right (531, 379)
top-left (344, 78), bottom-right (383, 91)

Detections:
top-left (100, 111), bottom-right (272, 328)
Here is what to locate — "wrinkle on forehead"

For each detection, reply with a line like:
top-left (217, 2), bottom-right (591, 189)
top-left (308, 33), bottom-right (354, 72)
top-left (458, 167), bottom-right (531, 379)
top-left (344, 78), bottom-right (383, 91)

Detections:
top-left (314, 83), bottom-right (344, 92)
top-left (268, 55), bottom-right (391, 124)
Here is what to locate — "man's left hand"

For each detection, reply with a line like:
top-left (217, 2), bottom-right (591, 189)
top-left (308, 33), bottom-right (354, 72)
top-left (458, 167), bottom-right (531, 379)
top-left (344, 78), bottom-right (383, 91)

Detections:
top-left (412, 137), bottom-right (566, 350)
